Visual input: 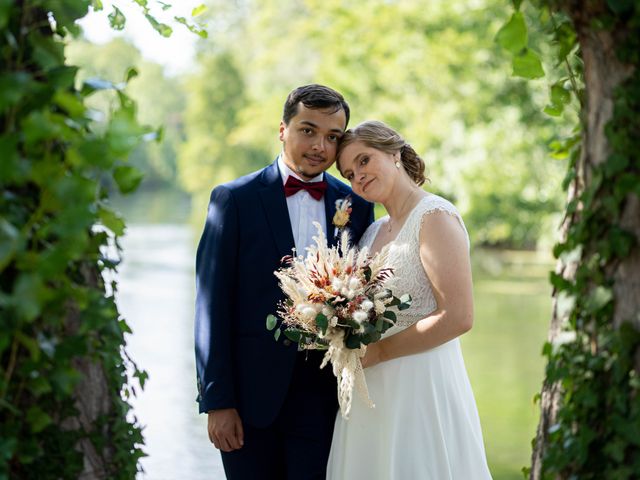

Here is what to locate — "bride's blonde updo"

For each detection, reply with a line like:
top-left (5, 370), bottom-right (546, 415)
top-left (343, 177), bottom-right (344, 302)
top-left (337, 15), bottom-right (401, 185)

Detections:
top-left (337, 120), bottom-right (426, 186)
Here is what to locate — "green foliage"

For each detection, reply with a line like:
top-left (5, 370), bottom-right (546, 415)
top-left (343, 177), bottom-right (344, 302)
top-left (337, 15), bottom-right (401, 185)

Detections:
top-left (177, 0), bottom-right (568, 248)
top-left (0, 2), bottom-right (152, 478)
top-left (499, 1), bottom-right (640, 477)
top-left (66, 37), bottom-right (186, 190)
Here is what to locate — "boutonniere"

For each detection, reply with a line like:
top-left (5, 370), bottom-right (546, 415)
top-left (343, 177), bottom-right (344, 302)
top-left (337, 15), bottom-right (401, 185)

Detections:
top-left (333, 196), bottom-right (352, 237)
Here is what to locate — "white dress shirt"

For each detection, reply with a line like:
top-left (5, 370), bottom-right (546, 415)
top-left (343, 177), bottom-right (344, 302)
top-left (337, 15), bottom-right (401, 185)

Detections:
top-left (277, 155), bottom-right (328, 255)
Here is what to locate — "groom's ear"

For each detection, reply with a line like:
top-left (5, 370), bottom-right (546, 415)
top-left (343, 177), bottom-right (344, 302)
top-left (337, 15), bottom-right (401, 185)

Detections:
top-left (279, 121), bottom-right (286, 142)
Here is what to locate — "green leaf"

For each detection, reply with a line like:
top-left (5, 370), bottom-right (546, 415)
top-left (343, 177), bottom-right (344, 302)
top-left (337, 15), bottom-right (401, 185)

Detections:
top-left (125, 67), bottom-right (139, 83)
top-left (81, 77), bottom-right (122, 96)
top-left (266, 314), bottom-right (278, 331)
top-left (512, 49), bottom-right (545, 79)
top-left (0, 72), bottom-right (32, 112)
top-left (174, 16), bottom-right (207, 38)
top-left (158, 1), bottom-right (172, 10)
top-left (0, 218), bottom-right (20, 272)
top-left (283, 329), bottom-right (302, 343)
top-left (495, 12), bottom-right (527, 54)
top-left (383, 310), bottom-right (397, 322)
top-left (91, 0), bottom-right (104, 11)
top-left (274, 328), bottom-right (281, 341)
top-left (146, 14), bottom-right (173, 37)
top-left (113, 165), bottom-right (144, 194)
top-left (551, 83), bottom-right (571, 106)
top-left (98, 207), bottom-right (126, 236)
top-left (584, 286), bottom-right (613, 313)
top-left (26, 406), bottom-right (52, 433)
top-left (192, 4), bottom-right (207, 17)
top-left (345, 334), bottom-right (362, 349)
top-left (108, 6), bottom-right (126, 31)
top-left (603, 154), bottom-right (629, 178)
top-left (0, 0), bottom-right (11, 30)
top-left (53, 90), bottom-right (85, 117)
top-left (606, 0), bottom-right (635, 14)
top-left (315, 313), bottom-right (328, 334)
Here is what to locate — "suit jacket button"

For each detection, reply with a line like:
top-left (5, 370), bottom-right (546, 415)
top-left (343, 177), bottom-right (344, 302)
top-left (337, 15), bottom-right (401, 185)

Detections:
top-left (283, 339), bottom-right (292, 347)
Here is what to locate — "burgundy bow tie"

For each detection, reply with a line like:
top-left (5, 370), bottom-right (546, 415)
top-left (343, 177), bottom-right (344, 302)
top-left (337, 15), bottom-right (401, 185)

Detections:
top-left (284, 176), bottom-right (327, 200)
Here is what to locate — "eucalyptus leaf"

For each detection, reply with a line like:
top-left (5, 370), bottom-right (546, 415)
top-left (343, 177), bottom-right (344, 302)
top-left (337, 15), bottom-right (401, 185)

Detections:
top-left (315, 313), bottom-right (328, 334)
top-left (274, 328), bottom-right (281, 341)
top-left (266, 314), bottom-right (278, 331)
top-left (283, 329), bottom-right (302, 343)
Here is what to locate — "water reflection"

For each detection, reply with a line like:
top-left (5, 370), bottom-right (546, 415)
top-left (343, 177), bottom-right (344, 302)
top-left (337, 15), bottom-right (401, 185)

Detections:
top-left (117, 224), bottom-right (225, 480)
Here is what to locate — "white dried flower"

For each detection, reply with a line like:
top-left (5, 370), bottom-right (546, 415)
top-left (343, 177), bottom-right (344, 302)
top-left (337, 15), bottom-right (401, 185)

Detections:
top-left (361, 300), bottom-right (374, 311)
top-left (352, 310), bottom-right (368, 324)
top-left (348, 277), bottom-right (361, 291)
top-left (374, 300), bottom-right (386, 314)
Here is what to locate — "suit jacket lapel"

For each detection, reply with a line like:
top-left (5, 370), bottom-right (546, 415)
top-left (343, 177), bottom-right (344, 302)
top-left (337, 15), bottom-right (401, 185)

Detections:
top-left (324, 175), bottom-right (342, 248)
top-left (259, 161), bottom-right (296, 259)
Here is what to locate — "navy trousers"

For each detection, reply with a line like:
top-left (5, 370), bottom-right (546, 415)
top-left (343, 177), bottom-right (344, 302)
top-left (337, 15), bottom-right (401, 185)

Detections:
top-left (220, 350), bottom-right (338, 480)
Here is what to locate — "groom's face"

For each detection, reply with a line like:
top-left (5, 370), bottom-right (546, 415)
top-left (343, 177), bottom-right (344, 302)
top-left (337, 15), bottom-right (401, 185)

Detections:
top-left (279, 104), bottom-right (347, 180)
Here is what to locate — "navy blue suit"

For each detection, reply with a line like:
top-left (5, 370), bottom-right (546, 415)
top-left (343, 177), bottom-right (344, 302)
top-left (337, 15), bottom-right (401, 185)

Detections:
top-left (195, 160), bottom-right (374, 479)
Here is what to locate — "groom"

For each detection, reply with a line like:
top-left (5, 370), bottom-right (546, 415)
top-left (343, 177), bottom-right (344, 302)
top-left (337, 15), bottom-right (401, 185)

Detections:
top-left (194, 84), bottom-right (374, 479)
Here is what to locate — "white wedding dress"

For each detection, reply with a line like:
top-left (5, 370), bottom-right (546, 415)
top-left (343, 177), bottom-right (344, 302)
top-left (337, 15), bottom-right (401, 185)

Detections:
top-left (326, 195), bottom-right (492, 480)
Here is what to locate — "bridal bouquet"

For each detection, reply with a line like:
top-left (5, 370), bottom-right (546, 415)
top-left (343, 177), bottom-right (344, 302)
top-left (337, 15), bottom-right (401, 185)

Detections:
top-left (266, 223), bottom-right (411, 418)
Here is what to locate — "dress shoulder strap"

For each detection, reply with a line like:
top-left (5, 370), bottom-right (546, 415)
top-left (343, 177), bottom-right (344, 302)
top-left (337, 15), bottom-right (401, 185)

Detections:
top-left (406, 194), bottom-right (470, 248)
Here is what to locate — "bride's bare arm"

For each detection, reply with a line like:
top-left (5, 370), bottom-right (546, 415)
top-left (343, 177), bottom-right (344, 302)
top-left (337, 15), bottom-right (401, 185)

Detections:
top-left (362, 211), bottom-right (473, 368)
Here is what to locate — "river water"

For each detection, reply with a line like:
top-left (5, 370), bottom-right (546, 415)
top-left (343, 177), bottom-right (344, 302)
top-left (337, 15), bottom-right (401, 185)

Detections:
top-left (117, 224), bottom-right (225, 480)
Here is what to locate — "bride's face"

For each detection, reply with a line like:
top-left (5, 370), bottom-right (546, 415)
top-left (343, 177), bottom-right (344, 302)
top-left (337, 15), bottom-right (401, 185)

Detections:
top-left (339, 140), bottom-right (399, 202)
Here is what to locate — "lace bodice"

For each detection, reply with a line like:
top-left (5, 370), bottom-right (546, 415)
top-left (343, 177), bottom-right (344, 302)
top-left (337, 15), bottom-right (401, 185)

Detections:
top-left (359, 194), bottom-right (469, 329)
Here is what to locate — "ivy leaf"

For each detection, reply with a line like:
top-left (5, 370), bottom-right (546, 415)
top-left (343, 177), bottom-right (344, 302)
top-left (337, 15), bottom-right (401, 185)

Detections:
top-left (98, 207), bottom-right (126, 236)
top-left (26, 406), bottom-right (52, 433)
top-left (113, 165), bottom-right (144, 194)
top-left (108, 6), bottom-right (126, 31)
top-left (495, 12), bottom-right (527, 54)
top-left (584, 286), bottom-right (613, 313)
top-left (512, 49), bottom-right (545, 79)
top-left (0, 72), bottom-right (32, 112)
top-left (266, 314), bottom-right (278, 331)
top-left (0, 0), bottom-right (11, 30)
top-left (0, 218), bottom-right (20, 272)
top-left (606, 0), bottom-right (635, 14)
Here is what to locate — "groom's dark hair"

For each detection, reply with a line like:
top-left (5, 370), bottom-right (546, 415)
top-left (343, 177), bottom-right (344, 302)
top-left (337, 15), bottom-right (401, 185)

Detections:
top-left (282, 84), bottom-right (350, 127)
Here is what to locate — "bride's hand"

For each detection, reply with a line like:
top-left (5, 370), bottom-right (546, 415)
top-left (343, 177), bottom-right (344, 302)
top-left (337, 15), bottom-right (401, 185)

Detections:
top-left (361, 342), bottom-right (383, 368)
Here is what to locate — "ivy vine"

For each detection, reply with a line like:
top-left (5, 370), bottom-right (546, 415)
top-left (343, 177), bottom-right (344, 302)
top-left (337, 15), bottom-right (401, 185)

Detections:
top-left (499, 0), bottom-right (640, 478)
top-left (0, 1), bottom-right (149, 478)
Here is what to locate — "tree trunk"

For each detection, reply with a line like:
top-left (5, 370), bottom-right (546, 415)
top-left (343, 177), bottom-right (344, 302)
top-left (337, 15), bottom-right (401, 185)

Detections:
top-left (530, 1), bottom-right (638, 478)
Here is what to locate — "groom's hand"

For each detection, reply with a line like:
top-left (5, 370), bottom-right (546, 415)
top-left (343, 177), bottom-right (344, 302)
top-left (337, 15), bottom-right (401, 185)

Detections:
top-left (207, 408), bottom-right (244, 452)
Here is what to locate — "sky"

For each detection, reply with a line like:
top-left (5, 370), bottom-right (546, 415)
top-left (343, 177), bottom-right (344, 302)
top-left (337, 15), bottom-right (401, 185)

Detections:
top-left (77, 0), bottom-right (204, 75)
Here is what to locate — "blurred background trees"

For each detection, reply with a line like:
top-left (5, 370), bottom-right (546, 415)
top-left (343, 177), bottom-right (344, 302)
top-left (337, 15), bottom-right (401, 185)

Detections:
top-left (70, 0), bottom-right (573, 249)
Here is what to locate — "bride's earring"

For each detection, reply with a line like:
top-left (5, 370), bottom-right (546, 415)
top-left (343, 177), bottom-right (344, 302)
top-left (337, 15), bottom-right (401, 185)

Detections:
top-left (395, 161), bottom-right (401, 169)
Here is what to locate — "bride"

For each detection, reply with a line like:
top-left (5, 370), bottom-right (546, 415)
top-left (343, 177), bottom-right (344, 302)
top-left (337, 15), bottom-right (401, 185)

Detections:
top-left (326, 121), bottom-right (492, 479)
